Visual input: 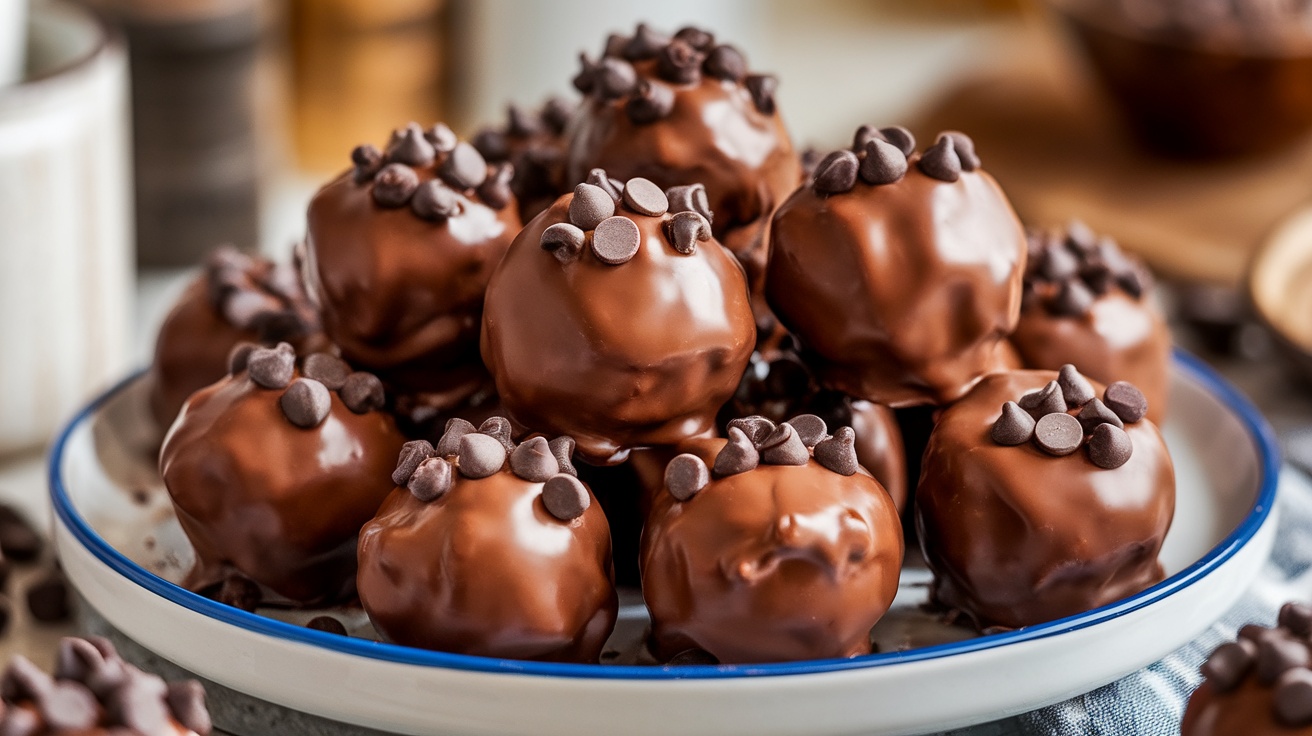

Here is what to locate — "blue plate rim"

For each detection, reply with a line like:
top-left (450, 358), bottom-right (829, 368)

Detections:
top-left (47, 349), bottom-right (1281, 680)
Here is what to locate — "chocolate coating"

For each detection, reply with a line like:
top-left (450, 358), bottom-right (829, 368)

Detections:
top-left (160, 368), bottom-right (406, 605)
top-left (641, 436), bottom-right (903, 663)
top-left (767, 147), bottom-right (1027, 407)
top-left (1183, 678), bottom-right (1312, 736)
top-left (481, 189), bottom-right (755, 464)
top-left (916, 370), bottom-right (1175, 630)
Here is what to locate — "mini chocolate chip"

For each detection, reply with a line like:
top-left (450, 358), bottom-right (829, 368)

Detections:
top-left (622, 177), bottom-right (669, 216)
top-left (878, 126), bottom-right (916, 157)
top-left (221, 290), bottom-right (282, 330)
top-left (1202, 639), bottom-right (1257, 691)
top-left (351, 144), bottom-right (383, 183)
top-left (814, 427), bottom-right (859, 476)
top-left (386, 123), bottom-right (436, 167)
top-left (622, 23), bottom-right (669, 60)
top-left (458, 433), bottom-right (507, 479)
top-left (991, 401), bottom-right (1036, 446)
top-left (542, 474), bottom-right (591, 521)
top-left (917, 136), bottom-right (961, 182)
top-left (37, 680), bottom-right (98, 731)
top-left (479, 416), bottom-right (516, 454)
top-left (714, 427), bottom-right (760, 477)
top-left (340, 372), bottom-right (385, 414)
top-left (603, 33), bottom-right (628, 58)
top-left (570, 183), bottom-right (616, 230)
top-left (510, 437), bottom-right (559, 482)
top-left (214, 574), bottom-right (259, 612)
top-left (505, 105), bottom-right (540, 137)
top-left (587, 168), bottom-right (625, 202)
top-left (727, 416), bottom-right (775, 447)
top-left (440, 143), bottom-right (488, 190)
top-left (1057, 364), bottom-right (1096, 408)
top-left (426, 123), bottom-right (458, 153)
top-left (227, 342), bottom-right (257, 376)
top-left (471, 128), bottom-right (509, 162)
top-left (1041, 246), bottom-right (1080, 281)
top-left (478, 162), bottom-right (514, 210)
top-left (246, 345), bottom-right (294, 389)
top-left (1281, 602), bottom-right (1312, 638)
top-left (541, 97), bottom-right (574, 133)
top-left (408, 457), bottom-right (453, 501)
top-left (626, 79), bottom-right (676, 124)
top-left (372, 163), bottom-right (420, 207)
top-left (1018, 380), bottom-right (1066, 418)
top-left (392, 440), bottom-right (435, 486)
top-left (592, 216), bottom-right (642, 265)
top-left (812, 150), bottom-right (859, 195)
top-left (105, 671), bottom-right (172, 735)
top-left (704, 44), bottom-right (747, 82)
top-left (859, 139), bottom-right (908, 186)
top-left (411, 180), bottom-right (461, 221)
top-left (436, 418), bottom-right (476, 457)
top-left (306, 616), bottom-right (347, 636)
top-left (665, 183), bottom-right (713, 223)
top-left (1104, 381), bottom-right (1148, 423)
top-left (1258, 634), bottom-right (1311, 684)
top-left (744, 74), bottom-right (777, 114)
top-left (166, 680), bottom-right (212, 735)
top-left (943, 131), bottom-right (980, 171)
top-left (667, 211), bottom-right (711, 254)
top-left (572, 53), bottom-right (599, 93)
top-left (788, 414), bottom-right (828, 447)
top-left (0, 507), bottom-right (40, 563)
top-left (1051, 279), bottom-right (1095, 317)
top-left (541, 222), bottom-right (587, 263)
top-left (1277, 669), bottom-right (1312, 727)
top-left (549, 436), bottom-right (578, 477)
top-left (1087, 423), bottom-right (1133, 469)
top-left (595, 57), bottom-right (638, 99)
top-left (280, 378), bottom-right (331, 428)
top-left (674, 26), bottom-right (715, 51)
top-left (302, 353), bottom-right (349, 390)
top-left (658, 39), bottom-right (703, 84)
top-left (1078, 398), bottom-right (1125, 432)
top-left (665, 453), bottom-right (710, 501)
top-left (1034, 412), bottom-right (1083, 456)
top-left (761, 423), bottom-right (809, 466)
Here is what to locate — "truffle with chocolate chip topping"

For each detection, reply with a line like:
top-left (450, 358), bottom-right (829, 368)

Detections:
top-left (470, 98), bottom-right (577, 222)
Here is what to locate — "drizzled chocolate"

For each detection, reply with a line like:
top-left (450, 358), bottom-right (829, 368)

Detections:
top-left (767, 126), bottom-right (1027, 407)
top-left (481, 171), bottom-right (755, 464)
top-left (472, 99), bottom-right (576, 222)
top-left (916, 370), bottom-right (1175, 631)
top-left (357, 417), bottom-right (616, 662)
top-left (641, 415), bottom-right (903, 664)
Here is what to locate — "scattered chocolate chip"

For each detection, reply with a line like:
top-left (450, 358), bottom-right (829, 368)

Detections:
top-left (1258, 634), bottom-right (1310, 684)
top-left (665, 183), bottom-right (713, 223)
top-left (658, 39), bottom-right (703, 84)
top-left (1281, 602), bottom-right (1312, 638)
top-left (727, 416), bottom-right (775, 447)
top-left (674, 26), bottom-right (715, 51)
top-left (665, 454), bottom-right (710, 501)
top-left (1104, 382), bottom-right (1148, 423)
top-left (279, 378), bottom-right (331, 429)
top-left (549, 436), bottom-right (578, 477)
top-left (478, 416), bottom-right (516, 454)
top-left (426, 123), bottom-right (458, 153)
top-left (667, 211), bottom-right (711, 254)
top-left (436, 418), bottom-right (476, 457)
top-left (350, 144), bottom-right (383, 183)
top-left (1034, 412), bottom-right (1083, 456)
top-left (439, 143), bottom-right (488, 190)
top-left (510, 437), bottom-right (560, 482)
top-left (859, 139), bottom-right (908, 186)
top-left (570, 183), bottom-right (616, 230)
top-left (714, 427), bottom-right (760, 477)
top-left (591, 216), bottom-right (642, 265)
top-left (1065, 219), bottom-right (1096, 254)
top-left (1056, 364), bottom-right (1096, 408)
top-left (166, 680), bottom-right (213, 736)
top-left (626, 79), bottom-right (676, 124)
top-left (478, 162), bottom-right (514, 210)
top-left (1240, 624), bottom-right (1270, 643)
top-left (622, 23), bottom-right (668, 60)
top-left (1051, 279), bottom-right (1095, 317)
top-left (812, 150), bottom-right (859, 195)
top-left (814, 427), bottom-right (859, 476)
top-left (302, 353), bottom-right (349, 390)
top-left (1117, 269), bottom-right (1145, 299)
top-left (587, 169), bottom-right (625, 202)
top-left (572, 53), bottom-right (599, 93)
top-left (306, 616), bottom-right (346, 636)
top-left (703, 44), bottom-right (747, 82)
top-left (1018, 380), bottom-right (1066, 418)
top-left (340, 372), bottom-right (385, 414)
top-left (878, 126), bottom-right (916, 157)
top-left (213, 574), bottom-right (259, 613)
top-left (372, 163), bottom-right (420, 207)
top-left (408, 457), bottom-right (453, 501)
top-left (622, 177), bottom-right (669, 217)
top-left (744, 74), bottom-right (777, 114)
top-left (541, 222), bottom-right (586, 263)
top-left (1041, 246), bottom-right (1080, 281)
top-left (386, 123), bottom-right (436, 167)
top-left (761, 423), bottom-right (809, 466)
top-left (505, 105), bottom-right (539, 138)
top-left (595, 57), bottom-right (638, 99)
top-left (411, 180), bottom-right (461, 221)
top-left (991, 401), bottom-right (1036, 446)
top-left (542, 474), bottom-right (591, 521)
top-left (105, 671), bottom-right (172, 735)
top-left (1277, 669), bottom-right (1312, 727)
top-left (1087, 423), bottom-right (1133, 469)
top-left (38, 680), bottom-right (98, 730)
top-left (917, 136), bottom-right (961, 182)
top-left (541, 97), bottom-right (574, 133)
top-left (1078, 398), bottom-right (1125, 433)
top-left (392, 440), bottom-right (435, 486)
top-left (246, 344), bottom-right (294, 389)
top-left (943, 131), bottom-right (980, 171)
top-left (227, 342), bottom-right (256, 376)
top-left (471, 128), bottom-right (509, 162)
top-left (457, 433), bottom-right (507, 479)
top-left (1202, 639), bottom-right (1257, 691)
top-left (788, 414), bottom-right (828, 447)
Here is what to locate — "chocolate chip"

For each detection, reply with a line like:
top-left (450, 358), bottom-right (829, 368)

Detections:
top-left (814, 427), bottom-right (859, 476)
top-left (1051, 279), bottom-right (1095, 317)
top-left (246, 344), bottom-right (294, 389)
top-left (1277, 669), bottom-right (1312, 727)
top-left (372, 163), bottom-right (420, 207)
top-left (1104, 381), bottom-right (1148, 423)
top-left (386, 123), bottom-right (436, 167)
top-left (541, 222), bottom-right (586, 263)
top-left (411, 180), bottom-right (461, 221)
top-left (761, 423), bottom-right (809, 466)
top-left (340, 372), bottom-right (385, 414)
top-left (1087, 423), bottom-right (1133, 469)
top-left (943, 131), bottom-right (980, 171)
top-left (471, 128), bottom-right (509, 162)
top-left (392, 440), bottom-right (435, 486)
top-left (788, 414), bottom-right (828, 447)
top-left (1019, 380), bottom-right (1066, 418)
top-left (991, 401), bottom-right (1036, 446)
top-left (505, 104), bottom-right (540, 137)
top-left (704, 44), bottom-right (747, 82)
top-left (541, 97), bottom-right (574, 133)
top-left (1202, 639), bottom-right (1257, 691)
top-left (351, 144), bottom-right (383, 183)
top-left (665, 453), bottom-right (710, 501)
top-left (280, 378), bottom-right (331, 429)
top-left (440, 143), bottom-right (488, 190)
top-left (510, 437), bottom-right (559, 482)
top-left (745, 74), bottom-right (777, 114)
top-left (1041, 246), bottom-right (1080, 281)
top-left (478, 162), bottom-right (514, 210)
top-left (859, 139), bottom-right (908, 186)
top-left (478, 416), bottom-right (516, 454)
top-left (37, 680), bottom-right (98, 731)
top-left (542, 474), bottom-right (591, 521)
top-left (667, 211), bottom-right (711, 255)
top-left (2, 656), bottom-right (51, 701)
top-left (812, 150), bottom-right (859, 195)
top-left (222, 290), bottom-right (282, 330)
top-left (665, 183), bottom-right (713, 223)
top-left (1281, 602), bottom-right (1312, 638)
top-left (426, 123), bottom-right (458, 153)
top-left (227, 342), bottom-right (256, 376)
top-left (878, 126), bottom-right (916, 157)
top-left (658, 39), bottom-right (703, 84)
top-left (408, 457), bottom-right (453, 501)
top-left (1056, 364), bottom-right (1096, 408)
top-left (570, 183), bottom-right (616, 230)
top-left (457, 433), bottom-right (507, 479)
top-left (166, 680), bottom-right (212, 736)
top-left (595, 58), bottom-right (638, 99)
top-left (306, 616), bottom-right (346, 636)
top-left (626, 79), bottom-right (676, 124)
top-left (674, 26), bottom-right (715, 51)
top-left (587, 168), bottom-right (625, 202)
top-left (622, 177), bottom-right (669, 217)
top-left (214, 574), bottom-right (259, 613)
top-left (1259, 634), bottom-right (1310, 684)
top-left (917, 136), bottom-right (961, 182)
top-left (549, 436), bottom-right (578, 477)
top-left (298, 354), bottom-right (346, 391)
top-left (727, 416), bottom-right (775, 447)
top-left (0, 703), bottom-right (39, 735)
top-left (1117, 269), bottom-right (1145, 299)
top-left (572, 53), bottom-right (599, 94)
top-left (436, 418), bottom-right (476, 457)
top-left (714, 427), bottom-right (760, 477)
top-left (622, 23), bottom-right (668, 60)
top-left (1034, 412), bottom-right (1083, 456)
top-left (1240, 624), bottom-right (1270, 643)
top-left (1078, 398), bottom-right (1124, 432)
top-left (603, 33), bottom-right (628, 58)
top-left (592, 216), bottom-right (642, 265)
top-left (105, 670), bottom-right (172, 735)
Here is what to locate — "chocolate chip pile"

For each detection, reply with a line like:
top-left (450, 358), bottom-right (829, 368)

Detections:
top-left (0, 636), bottom-right (211, 735)
top-left (541, 170), bottom-right (713, 265)
top-left (990, 364), bottom-right (1148, 469)
top-left (350, 122), bottom-right (514, 218)
top-left (1024, 220), bottom-right (1152, 318)
top-left (1200, 602), bottom-right (1312, 727)
top-left (204, 247), bottom-right (318, 344)
top-left (389, 417), bottom-right (589, 521)
top-left (572, 23), bottom-right (777, 124)
top-left (811, 127), bottom-right (980, 196)
top-left (229, 343), bottom-right (385, 427)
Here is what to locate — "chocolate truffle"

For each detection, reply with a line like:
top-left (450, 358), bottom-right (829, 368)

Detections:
top-left (641, 415), bottom-right (904, 663)
top-left (148, 246), bottom-right (323, 428)
top-left (564, 24), bottom-right (801, 309)
top-left (0, 636), bottom-right (212, 735)
top-left (1182, 604), bottom-right (1312, 736)
top-left (357, 420), bottom-right (617, 662)
top-left (302, 122), bottom-right (521, 415)
top-left (481, 171), bottom-right (755, 464)
top-left (160, 343), bottom-right (406, 605)
top-left (916, 368), bottom-right (1175, 630)
top-left (1012, 221), bottom-right (1171, 422)
top-left (767, 128), bottom-right (1027, 407)
top-left (472, 98), bottom-right (576, 223)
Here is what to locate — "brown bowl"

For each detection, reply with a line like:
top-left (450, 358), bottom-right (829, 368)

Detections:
top-left (1249, 206), bottom-right (1312, 381)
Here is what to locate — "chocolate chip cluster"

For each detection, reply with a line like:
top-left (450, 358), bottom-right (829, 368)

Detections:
top-left (811, 127), bottom-right (981, 196)
top-left (990, 364), bottom-right (1147, 469)
top-left (1200, 602), bottom-right (1312, 727)
top-left (0, 636), bottom-right (211, 735)
top-left (389, 417), bottom-right (590, 521)
top-left (664, 414), bottom-right (861, 502)
top-left (572, 23), bottom-right (777, 124)
top-left (350, 122), bottom-right (514, 219)
top-left (471, 99), bottom-right (574, 163)
top-left (540, 170), bottom-right (713, 265)
top-left (229, 343), bottom-right (384, 428)
top-left (205, 247), bottom-right (318, 343)
top-left (1024, 220), bottom-right (1152, 318)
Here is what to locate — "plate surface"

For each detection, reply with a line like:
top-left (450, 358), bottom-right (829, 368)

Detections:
top-left (50, 351), bottom-right (1279, 736)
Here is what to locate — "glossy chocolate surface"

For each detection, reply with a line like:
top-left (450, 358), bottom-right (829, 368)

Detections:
top-left (916, 370), bottom-right (1175, 630)
top-left (1183, 679), bottom-right (1312, 736)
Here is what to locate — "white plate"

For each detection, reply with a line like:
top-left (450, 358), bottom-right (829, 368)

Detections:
top-left (49, 351), bottom-right (1279, 736)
